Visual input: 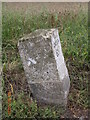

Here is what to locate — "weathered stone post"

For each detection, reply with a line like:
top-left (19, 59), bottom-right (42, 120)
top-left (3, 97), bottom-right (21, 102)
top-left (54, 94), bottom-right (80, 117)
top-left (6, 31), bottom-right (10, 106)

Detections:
top-left (18, 29), bottom-right (70, 106)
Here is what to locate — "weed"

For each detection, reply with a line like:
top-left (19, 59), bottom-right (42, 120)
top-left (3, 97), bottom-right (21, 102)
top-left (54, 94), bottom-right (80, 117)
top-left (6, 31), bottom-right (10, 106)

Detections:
top-left (2, 5), bottom-right (89, 118)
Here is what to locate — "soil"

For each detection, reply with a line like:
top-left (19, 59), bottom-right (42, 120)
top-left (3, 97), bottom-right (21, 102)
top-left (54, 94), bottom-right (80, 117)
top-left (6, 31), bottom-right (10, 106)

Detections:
top-left (3, 2), bottom-right (88, 14)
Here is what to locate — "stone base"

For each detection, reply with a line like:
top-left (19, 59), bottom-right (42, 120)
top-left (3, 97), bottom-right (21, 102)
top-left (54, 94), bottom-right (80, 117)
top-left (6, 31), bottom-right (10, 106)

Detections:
top-left (30, 82), bottom-right (67, 106)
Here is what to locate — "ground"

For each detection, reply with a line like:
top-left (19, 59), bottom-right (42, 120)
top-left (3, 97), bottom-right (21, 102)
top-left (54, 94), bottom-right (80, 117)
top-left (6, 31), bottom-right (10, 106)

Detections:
top-left (2, 2), bottom-right (89, 119)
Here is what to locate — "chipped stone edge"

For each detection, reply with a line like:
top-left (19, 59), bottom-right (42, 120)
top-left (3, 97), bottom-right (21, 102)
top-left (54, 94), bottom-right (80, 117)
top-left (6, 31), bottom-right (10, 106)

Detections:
top-left (18, 29), bottom-right (57, 46)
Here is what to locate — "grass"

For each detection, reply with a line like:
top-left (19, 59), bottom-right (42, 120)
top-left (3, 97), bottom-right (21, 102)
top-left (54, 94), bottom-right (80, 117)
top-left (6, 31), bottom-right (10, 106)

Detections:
top-left (3, 93), bottom-right (64, 118)
top-left (2, 6), bottom-right (89, 118)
